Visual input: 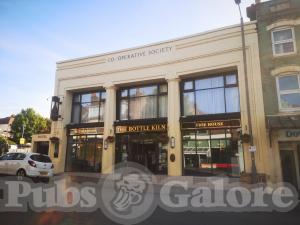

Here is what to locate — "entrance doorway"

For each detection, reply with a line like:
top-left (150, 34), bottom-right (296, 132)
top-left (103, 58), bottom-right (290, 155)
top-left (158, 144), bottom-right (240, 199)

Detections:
top-left (116, 133), bottom-right (168, 174)
top-left (280, 150), bottom-right (298, 188)
top-left (36, 141), bottom-right (49, 155)
top-left (66, 133), bottom-right (103, 172)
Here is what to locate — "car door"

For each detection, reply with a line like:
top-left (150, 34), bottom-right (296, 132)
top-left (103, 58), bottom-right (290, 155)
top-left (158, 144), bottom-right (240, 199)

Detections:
top-left (0, 154), bottom-right (9, 174)
top-left (0, 154), bottom-right (14, 175)
top-left (8, 153), bottom-right (26, 175)
top-left (5, 153), bottom-right (18, 175)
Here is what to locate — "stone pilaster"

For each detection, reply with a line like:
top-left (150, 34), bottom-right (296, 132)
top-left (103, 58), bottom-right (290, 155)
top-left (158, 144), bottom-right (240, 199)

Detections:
top-left (102, 83), bottom-right (116, 174)
top-left (166, 74), bottom-right (182, 176)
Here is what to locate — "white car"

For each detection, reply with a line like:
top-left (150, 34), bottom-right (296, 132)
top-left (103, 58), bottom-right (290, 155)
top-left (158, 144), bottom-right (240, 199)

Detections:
top-left (0, 152), bottom-right (54, 181)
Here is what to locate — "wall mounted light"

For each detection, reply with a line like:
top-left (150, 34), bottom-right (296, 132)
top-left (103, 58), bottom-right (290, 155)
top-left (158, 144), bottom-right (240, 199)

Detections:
top-left (104, 140), bottom-right (108, 150)
top-left (170, 136), bottom-right (175, 149)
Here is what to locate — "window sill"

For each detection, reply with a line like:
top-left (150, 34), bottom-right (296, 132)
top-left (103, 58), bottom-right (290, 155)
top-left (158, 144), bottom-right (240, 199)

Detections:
top-left (272, 51), bottom-right (298, 58)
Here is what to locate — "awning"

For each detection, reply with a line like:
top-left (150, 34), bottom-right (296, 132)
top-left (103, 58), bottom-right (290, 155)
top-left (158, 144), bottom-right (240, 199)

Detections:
top-left (266, 114), bottom-right (300, 129)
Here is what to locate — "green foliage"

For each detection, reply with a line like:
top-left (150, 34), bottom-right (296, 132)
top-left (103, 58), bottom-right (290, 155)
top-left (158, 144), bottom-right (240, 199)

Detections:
top-left (11, 108), bottom-right (51, 143)
top-left (0, 136), bottom-right (9, 155)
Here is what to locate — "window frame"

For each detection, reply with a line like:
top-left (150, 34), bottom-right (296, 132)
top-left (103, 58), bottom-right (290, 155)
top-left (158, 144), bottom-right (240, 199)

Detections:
top-left (117, 83), bottom-right (168, 120)
top-left (180, 73), bottom-right (240, 117)
top-left (276, 73), bottom-right (300, 112)
top-left (271, 27), bottom-right (297, 57)
top-left (71, 90), bottom-right (106, 124)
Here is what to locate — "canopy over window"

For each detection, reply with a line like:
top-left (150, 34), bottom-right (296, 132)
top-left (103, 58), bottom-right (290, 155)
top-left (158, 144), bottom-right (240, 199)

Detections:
top-left (266, 115), bottom-right (300, 129)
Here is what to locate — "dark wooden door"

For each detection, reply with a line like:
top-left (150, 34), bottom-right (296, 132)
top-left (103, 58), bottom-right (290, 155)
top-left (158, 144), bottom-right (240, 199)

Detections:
top-left (280, 150), bottom-right (298, 188)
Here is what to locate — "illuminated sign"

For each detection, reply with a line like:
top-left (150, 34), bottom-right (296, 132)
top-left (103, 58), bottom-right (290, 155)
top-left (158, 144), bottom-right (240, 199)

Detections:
top-left (115, 124), bottom-right (167, 134)
top-left (182, 119), bottom-right (241, 130)
top-left (69, 127), bottom-right (104, 135)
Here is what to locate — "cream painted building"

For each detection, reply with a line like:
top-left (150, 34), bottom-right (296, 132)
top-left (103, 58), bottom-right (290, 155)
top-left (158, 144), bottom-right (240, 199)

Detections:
top-left (49, 22), bottom-right (273, 181)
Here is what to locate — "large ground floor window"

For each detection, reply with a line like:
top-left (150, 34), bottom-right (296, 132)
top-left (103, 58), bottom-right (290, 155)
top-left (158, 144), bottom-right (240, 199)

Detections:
top-left (115, 132), bottom-right (168, 174)
top-left (65, 127), bottom-right (103, 172)
top-left (182, 128), bottom-right (244, 177)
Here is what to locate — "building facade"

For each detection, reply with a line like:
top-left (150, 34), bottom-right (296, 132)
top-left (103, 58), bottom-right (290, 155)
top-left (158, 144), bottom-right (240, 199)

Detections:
top-left (247, 0), bottom-right (300, 188)
top-left (0, 115), bottom-right (14, 139)
top-left (49, 22), bottom-right (270, 179)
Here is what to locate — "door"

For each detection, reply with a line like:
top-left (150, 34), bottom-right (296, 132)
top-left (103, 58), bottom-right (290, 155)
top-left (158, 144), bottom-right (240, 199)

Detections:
top-left (144, 143), bottom-right (157, 173)
top-left (7, 153), bottom-right (26, 175)
top-left (0, 154), bottom-right (10, 174)
top-left (280, 150), bottom-right (298, 188)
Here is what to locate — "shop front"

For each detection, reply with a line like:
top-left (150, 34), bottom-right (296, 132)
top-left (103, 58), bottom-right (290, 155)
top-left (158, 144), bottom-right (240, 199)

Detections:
top-left (114, 83), bottom-right (169, 174)
top-left (181, 117), bottom-right (244, 176)
top-left (65, 126), bottom-right (104, 172)
top-left (180, 72), bottom-right (245, 177)
top-left (65, 90), bottom-right (106, 172)
top-left (268, 115), bottom-right (300, 190)
top-left (115, 121), bottom-right (168, 174)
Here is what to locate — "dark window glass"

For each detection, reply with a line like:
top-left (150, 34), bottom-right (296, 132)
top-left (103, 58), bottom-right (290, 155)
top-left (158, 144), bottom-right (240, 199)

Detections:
top-left (159, 84), bottom-right (168, 93)
top-left (54, 143), bottom-right (59, 158)
top-left (183, 129), bottom-right (244, 176)
top-left (30, 154), bottom-right (52, 163)
top-left (73, 94), bottom-right (80, 103)
top-left (15, 153), bottom-right (26, 160)
top-left (71, 90), bottom-right (106, 124)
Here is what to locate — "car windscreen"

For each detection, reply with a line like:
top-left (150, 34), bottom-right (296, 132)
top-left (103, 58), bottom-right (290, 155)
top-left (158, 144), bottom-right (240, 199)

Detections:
top-left (30, 154), bottom-right (52, 163)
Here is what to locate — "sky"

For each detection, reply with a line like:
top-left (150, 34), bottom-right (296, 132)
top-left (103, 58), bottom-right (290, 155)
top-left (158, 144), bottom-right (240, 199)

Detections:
top-left (0, 0), bottom-right (256, 118)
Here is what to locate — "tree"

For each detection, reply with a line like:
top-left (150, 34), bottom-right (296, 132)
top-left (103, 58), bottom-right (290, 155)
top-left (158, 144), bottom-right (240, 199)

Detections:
top-left (10, 108), bottom-right (51, 143)
top-left (0, 136), bottom-right (9, 155)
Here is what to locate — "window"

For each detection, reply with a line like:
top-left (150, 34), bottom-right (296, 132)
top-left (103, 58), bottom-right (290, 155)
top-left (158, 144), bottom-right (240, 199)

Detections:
top-left (272, 28), bottom-right (296, 56)
top-left (182, 129), bottom-right (244, 176)
top-left (182, 73), bottom-right (240, 116)
top-left (277, 74), bottom-right (300, 110)
top-left (30, 154), bottom-right (52, 163)
top-left (14, 153), bottom-right (26, 160)
top-left (71, 90), bottom-right (106, 124)
top-left (119, 84), bottom-right (167, 120)
top-left (54, 142), bottom-right (59, 158)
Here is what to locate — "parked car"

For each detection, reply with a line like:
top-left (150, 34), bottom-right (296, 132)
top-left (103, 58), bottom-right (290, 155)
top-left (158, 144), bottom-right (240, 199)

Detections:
top-left (0, 152), bottom-right (54, 181)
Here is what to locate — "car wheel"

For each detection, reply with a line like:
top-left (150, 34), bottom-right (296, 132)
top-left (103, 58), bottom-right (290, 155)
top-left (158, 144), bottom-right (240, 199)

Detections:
top-left (16, 169), bottom-right (26, 181)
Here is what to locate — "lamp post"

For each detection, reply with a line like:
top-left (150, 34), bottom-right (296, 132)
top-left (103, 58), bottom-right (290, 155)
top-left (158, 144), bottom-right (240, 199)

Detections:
top-left (234, 0), bottom-right (257, 183)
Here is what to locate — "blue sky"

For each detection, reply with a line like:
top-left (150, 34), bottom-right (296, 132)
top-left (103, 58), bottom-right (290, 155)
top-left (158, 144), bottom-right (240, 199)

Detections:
top-left (0, 0), bottom-right (255, 118)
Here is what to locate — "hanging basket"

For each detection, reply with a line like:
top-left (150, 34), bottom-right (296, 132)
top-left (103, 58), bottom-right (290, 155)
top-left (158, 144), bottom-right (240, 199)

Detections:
top-left (106, 136), bottom-right (115, 143)
top-left (157, 134), bottom-right (169, 144)
top-left (240, 133), bottom-right (251, 143)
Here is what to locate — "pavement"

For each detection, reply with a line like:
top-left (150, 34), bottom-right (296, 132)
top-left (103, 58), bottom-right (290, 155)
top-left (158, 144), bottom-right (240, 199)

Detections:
top-left (0, 173), bottom-right (299, 225)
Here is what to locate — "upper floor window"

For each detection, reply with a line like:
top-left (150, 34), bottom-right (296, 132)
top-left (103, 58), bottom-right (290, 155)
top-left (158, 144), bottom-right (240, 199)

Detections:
top-left (119, 84), bottom-right (167, 120)
top-left (182, 73), bottom-right (240, 116)
top-left (272, 28), bottom-right (296, 56)
top-left (71, 90), bottom-right (106, 124)
top-left (277, 74), bottom-right (300, 110)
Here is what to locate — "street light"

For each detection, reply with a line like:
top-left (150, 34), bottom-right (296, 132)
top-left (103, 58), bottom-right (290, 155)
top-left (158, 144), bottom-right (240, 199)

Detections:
top-left (234, 0), bottom-right (257, 183)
